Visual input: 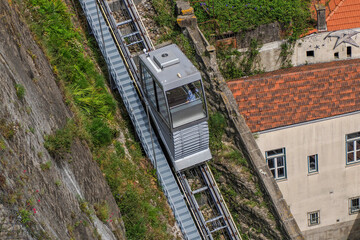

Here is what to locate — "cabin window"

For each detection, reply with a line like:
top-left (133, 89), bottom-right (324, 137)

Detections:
top-left (142, 65), bottom-right (156, 107)
top-left (166, 80), bottom-right (207, 128)
top-left (155, 81), bottom-right (169, 123)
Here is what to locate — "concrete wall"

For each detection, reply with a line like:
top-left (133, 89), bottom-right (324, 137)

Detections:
top-left (239, 28), bottom-right (360, 72)
top-left (256, 113), bottom-right (360, 238)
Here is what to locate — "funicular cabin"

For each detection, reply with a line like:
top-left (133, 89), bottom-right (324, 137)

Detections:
top-left (139, 44), bottom-right (212, 171)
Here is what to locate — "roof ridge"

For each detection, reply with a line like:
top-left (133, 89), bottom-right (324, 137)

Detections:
top-left (228, 59), bottom-right (360, 84)
top-left (326, 0), bottom-right (346, 22)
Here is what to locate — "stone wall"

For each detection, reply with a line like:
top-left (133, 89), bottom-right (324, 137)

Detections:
top-left (0, 1), bottom-right (126, 239)
top-left (174, 1), bottom-right (304, 239)
top-left (235, 22), bottom-right (282, 49)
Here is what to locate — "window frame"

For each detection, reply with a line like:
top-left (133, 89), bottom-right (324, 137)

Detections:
top-left (265, 148), bottom-right (287, 180)
top-left (349, 197), bottom-right (360, 215)
top-left (140, 63), bottom-right (171, 127)
top-left (308, 154), bottom-right (319, 173)
top-left (345, 131), bottom-right (360, 165)
top-left (308, 211), bottom-right (320, 226)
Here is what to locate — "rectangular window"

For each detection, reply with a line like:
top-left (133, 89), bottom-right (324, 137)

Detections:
top-left (334, 52), bottom-right (339, 59)
top-left (347, 46), bottom-right (352, 57)
top-left (349, 197), bottom-right (360, 214)
top-left (346, 132), bottom-right (360, 164)
top-left (266, 148), bottom-right (286, 180)
top-left (308, 154), bottom-right (318, 173)
top-left (308, 211), bottom-right (320, 226)
top-left (306, 50), bottom-right (314, 57)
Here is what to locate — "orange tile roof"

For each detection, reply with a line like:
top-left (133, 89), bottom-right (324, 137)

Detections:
top-left (308, 0), bottom-right (360, 34)
top-left (227, 59), bottom-right (360, 133)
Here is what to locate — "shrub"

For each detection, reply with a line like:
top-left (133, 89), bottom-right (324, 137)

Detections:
top-left (15, 84), bottom-right (25, 100)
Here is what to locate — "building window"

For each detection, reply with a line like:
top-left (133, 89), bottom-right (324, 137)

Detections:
top-left (349, 197), bottom-right (360, 214)
top-left (266, 148), bottom-right (286, 180)
top-left (306, 50), bottom-right (314, 57)
top-left (347, 46), bottom-right (352, 57)
top-left (346, 132), bottom-right (360, 164)
top-left (334, 52), bottom-right (339, 59)
top-left (308, 154), bottom-right (318, 173)
top-left (308, 211), bottom-right (320, 226)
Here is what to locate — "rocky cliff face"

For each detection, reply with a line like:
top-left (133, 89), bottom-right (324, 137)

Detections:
top-left (0, 1), bottom-right (126, 239)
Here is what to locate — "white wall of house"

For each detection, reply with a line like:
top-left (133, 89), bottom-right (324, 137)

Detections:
top-left (238, 27), bottom-right (360, 72)
top-left (255, 112), bottom-right (360, 236)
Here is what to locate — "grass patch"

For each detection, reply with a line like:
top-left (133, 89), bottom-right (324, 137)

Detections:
top-left (94, 201), bottom-right (110, 223)
top-left (15, 83), bottom-right (25, 100)
top-left (0, 139), bottom-right (6, 151)
top-left (44, 120), bottom-right (77, 158)
top-left (19, 209), bottom-right (32, 226)
top-left (87, 118), bottom-right (113, 147)
top-left (209, 112), bottom-right (226, 153)
top-left (0, 119), bottom-right (16, 140)
top-left (40, 161), bottom-right (52, 171)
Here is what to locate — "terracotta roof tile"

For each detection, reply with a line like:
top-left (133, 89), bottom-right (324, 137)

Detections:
top-left (307, 0), bottom-right (360, 34)
top-left (227, 59), bottom-right (360, 133)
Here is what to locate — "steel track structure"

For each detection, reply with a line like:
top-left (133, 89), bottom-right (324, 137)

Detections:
top-left (78, 0), bottom-right (241, 239)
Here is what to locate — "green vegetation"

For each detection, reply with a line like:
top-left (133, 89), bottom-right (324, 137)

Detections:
top-left (209, 112), bottom-right (226, 153)
top-left (19, 209), bottom-right (32, 225)
top-left (152, 0), bottom-right (198, 65)
top-left (0, 139), bottom-right (6, 151)
top-left (15, 83), bottom-right (26, 100)
top-left (20, 0), bottom-right (176, 238)
top-left (0, 119), bottom-right (16, 140)
top-left (217, 39), bottom-right (263, 79)
top-left (97, 137), bottom-right (173, 239)
top-left (192, 0), bottom-right (312, 41)
top-left (94, 201), bottom-right (109, 223)
top-left (40, 161), bottom-right (52, 171)
top-left (44, 120), bottom-right (77, 158)
top-left (88, 118), bottom-right (113, 147)
top-left (55, 179), bottom-right (62, 187)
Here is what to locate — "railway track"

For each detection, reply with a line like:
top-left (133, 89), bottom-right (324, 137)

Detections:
top-left (79, 0), bottom-right (241, 239)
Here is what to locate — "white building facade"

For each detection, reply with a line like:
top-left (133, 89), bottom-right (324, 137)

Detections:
top-left (256, 112), bottom-right (360, 239)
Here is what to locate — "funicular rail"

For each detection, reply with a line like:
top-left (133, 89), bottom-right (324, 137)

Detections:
top-left (177, 164), bottom-right (241, 240)
top-left (79, 0), bottom-right (201, 239)
top-left (79, 0), bottom-right (241, 239)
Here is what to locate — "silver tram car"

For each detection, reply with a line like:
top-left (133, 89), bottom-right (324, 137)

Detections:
top-left (139, 44), bottom-right (212, 171)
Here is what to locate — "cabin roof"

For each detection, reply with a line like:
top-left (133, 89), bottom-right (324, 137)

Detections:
top-left (139, 44), bottom-right (200, 91)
